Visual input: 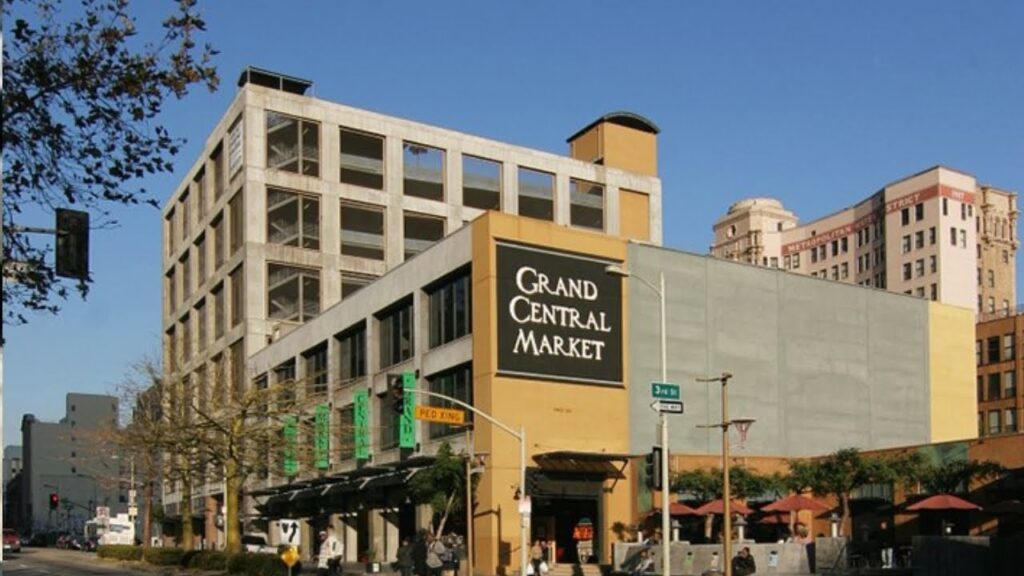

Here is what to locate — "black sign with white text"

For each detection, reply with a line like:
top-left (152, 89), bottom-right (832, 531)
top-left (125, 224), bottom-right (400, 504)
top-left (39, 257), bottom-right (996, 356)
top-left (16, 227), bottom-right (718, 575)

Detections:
top-left (496, 242), bottom-right (623, 385)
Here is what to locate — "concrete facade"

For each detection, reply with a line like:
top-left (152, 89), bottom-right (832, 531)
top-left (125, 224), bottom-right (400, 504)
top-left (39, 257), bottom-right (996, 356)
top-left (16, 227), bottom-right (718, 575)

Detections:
top-left (19, 394), bottom-right (122, 534)
top-left (627, 243), bottom-right (977, 457)
top-left (710, 166), bottom-right (1018, 315)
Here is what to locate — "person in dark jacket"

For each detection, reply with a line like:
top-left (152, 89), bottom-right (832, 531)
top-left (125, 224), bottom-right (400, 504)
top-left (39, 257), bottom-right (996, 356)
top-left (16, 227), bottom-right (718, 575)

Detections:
top-left (412, 530), bottom-right (429, 576)
top-left (396, 537), bottom-right (414, 576)
top-left (732, 547), bottom-right (756, 576)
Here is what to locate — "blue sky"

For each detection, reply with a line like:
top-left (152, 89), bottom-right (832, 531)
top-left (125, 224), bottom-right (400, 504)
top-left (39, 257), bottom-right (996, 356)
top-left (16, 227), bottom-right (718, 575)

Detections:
top-left (4, 1), bottom-right (1023, 444)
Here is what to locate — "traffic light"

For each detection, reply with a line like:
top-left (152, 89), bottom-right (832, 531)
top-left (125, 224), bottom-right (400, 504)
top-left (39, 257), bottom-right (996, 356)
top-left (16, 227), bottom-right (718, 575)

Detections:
top-left (49, 492), bottom-right (60, 510)
top-left (55, 208), bottom-right (90, 280)
top-left (643, 447), bottom-right (663, 491)
top-left (389, 375), bottom-right (406, 414)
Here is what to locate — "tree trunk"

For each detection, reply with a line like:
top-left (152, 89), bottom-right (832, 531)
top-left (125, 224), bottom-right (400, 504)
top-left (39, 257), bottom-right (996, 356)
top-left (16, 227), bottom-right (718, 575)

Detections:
top-left (840, 494), bottom-right (851, 537)
top-left (142, 478), bottom-right (153, 549)
top-left (434, 492), bottom-right (457, 538)
top-left (225, 459), bottom-right (241, 553)
top-left (181, 479), bottom-right (194, 550)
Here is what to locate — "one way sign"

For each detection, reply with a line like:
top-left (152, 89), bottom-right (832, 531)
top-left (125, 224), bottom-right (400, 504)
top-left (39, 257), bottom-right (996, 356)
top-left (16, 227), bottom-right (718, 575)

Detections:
top-left (279, 519), bottom-right (301, 546)
top-left (651, 400), bottom-right (684, 414)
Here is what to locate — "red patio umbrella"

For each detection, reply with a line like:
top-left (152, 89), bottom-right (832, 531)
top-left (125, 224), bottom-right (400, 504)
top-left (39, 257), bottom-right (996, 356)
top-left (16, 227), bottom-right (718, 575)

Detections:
top-left (762, 494), bottom-right (830, 513)
top-left (647, 502), bottom-right (699, 517)
top-left (757, 512), bottom-right (791, 525)
top-left (907, 494), bottom-right (982, 512)
top-left (693, 499), bottom-right (753, 516)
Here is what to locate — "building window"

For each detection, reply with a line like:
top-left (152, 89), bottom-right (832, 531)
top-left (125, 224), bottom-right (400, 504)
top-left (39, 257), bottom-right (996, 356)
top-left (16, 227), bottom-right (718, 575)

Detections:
top-left (810, 248), bottom-right (818, 264)
top-left (988, 410), bottom-right (1001, 435)
top-left (229, 190), bottom-right (244, 255)
top-left (303, 343), bottom-right (328, 397)
top-left (792, 253), bottom-right (800, 269)
top-left (1005, 334), bottom-right (1016, 361)
top-left (1006, 409), bottom-right (1018, 433)
top-left (227, 117), bottom-right (242, 177)
top-left (977, 375), bottom-right (984, 401)
top-left (929, 226), bottom-right (936, 245)
top-left (212, 212), bottom-right (225, 269)
top-left (978, 413), bottom-right (985, 437)
top-left (180, 191), bottom-right (191, 242)
top-left (266, 111), bottom-right (320, 177)
top-left (404, 212), bottom-right (445, 260)
top-left (988, 297), bottom-right (996, 314)
top-left (901, 208), bottom-right (910, 226)
top-left (841, 237), bottom-right (848, 253)
top-left (229, 339), bottom-right (244, 400)
top-left (915, 287), bottom-right (925, 298)
top-left (961, 203), bottom-right (967, 220)
top-left (988, 373), bottom-right (1001, 400)
top-left (267, 264), bottom-right (320, 323)
top-left (403, 142), bottom-right (445, 201)
top-left (518, 167), bottom-right (554, 221)
top-left (274, 359), bottom-right (296, 404)
top-left (166, 210), bottom-right (176, 255)
top-left (570, 178), bottom-right (604, 230)
top-left (341, 272), bottom-right (376, 299)
top-left (929, 255), bottom-right (937, 274)
top-left (930, 283), bottom-right (937, 301)
top-left (428, 364), bottom-right (473, 439)
top-left (196, 299), bottom-right (207, 351)
top-left (340, 202), bottom-right (385, 260)
top-left (901, 235), bottom-right (911, 254)
top-left (987, 336), bottom-right (1000, 363)
top-left (337, 405), bottom-right (355, 461)
top-left (267, 188), bottom-right (320, 249)
top-left (914, 231), bottom-right (924, 250)
top-left (988, 269), bottom-right (995, 288)
top-left (942, 198), bottom-right (948, 216)
top-left (960, 229), bottom-right (967, 248)
top-left (429, 271), bottom-right (471, 349)
top-left (180, 253), bottom-right (191, 300)
top-left (831, 265), bottom-right (838, 280)
top-left (229, 265), bottom-right (244, 327)
top-left (1003, 249), bottom-right (1009, 264)
top-left (339, 128), bottom-right (384, 189)
top-left (463, 155), bottom-right (501, 210)
top-left (195, 235), bottom-right (206, 285)
top-left (336, 323), bottom-right (366, 383)
top-left (819, 246), bottom-right (827, 261)
top-left (915, 259), bottom-right (924, 278)
top-left (902, 263), bottom-right (912, 281)
top-left (180, 315), bottom-right (191, 362)
top-left (378, 298), bottom-right (414, 368)
top-left (1005, 371), bottom-right (1017, 399)
top-left (950, 227), bottom-right (957, 246)
top-left (831, 240), bottom-right (839, 257)
top-left (915, 203), bottom-right (924, 221)
top-left (213, 282), bottom-right (225, 340)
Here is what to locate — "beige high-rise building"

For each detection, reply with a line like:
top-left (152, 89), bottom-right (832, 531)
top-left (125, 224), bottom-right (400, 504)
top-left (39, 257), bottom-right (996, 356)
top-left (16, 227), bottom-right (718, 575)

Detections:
top-left (159, 67), bottom-right (662, 546)
top-left (711, 166), bottom-right (1017, 314)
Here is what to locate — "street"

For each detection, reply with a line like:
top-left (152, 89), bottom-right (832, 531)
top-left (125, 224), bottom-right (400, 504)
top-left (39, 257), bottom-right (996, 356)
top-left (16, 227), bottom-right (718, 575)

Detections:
top-left (2, 548), bottom-right (151, 575)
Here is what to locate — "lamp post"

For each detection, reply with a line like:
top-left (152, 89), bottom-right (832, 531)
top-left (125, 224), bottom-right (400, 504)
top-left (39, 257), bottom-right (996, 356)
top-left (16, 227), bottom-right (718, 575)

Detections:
top-left (696, 373), bottom-right (754, 576)
top-left (605, 265), bottom-right (670, 576)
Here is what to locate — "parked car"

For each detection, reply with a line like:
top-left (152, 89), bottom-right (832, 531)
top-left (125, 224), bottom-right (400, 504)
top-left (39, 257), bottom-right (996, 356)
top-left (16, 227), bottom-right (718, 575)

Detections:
top-left (3, 529), bottom-right (21, 553)
top-left (242, 533), bottom-right (276, 554)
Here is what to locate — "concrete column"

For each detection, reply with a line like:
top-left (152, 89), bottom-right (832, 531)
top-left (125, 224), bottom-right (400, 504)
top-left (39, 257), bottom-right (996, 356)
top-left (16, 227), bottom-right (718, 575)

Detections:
top-left (384, 510), bottom-right (400, 562)
top-left (555, 173), bottom-right (571, 227)
top-left (371, 507), bottom-right (386, 563)
top-left (504, 164), bottom-right (519, 215)
top-left (605, 184), bottom-right (621, 236)
top-left (385, 137), bottom-right (405, 269)
top-left (342, 515), bottom-right (358, 562)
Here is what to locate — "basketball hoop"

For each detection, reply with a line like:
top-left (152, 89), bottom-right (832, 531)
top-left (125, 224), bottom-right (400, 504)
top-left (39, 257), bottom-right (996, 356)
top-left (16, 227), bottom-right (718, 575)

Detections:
top-left (731, 417), bottom-right (755, 450)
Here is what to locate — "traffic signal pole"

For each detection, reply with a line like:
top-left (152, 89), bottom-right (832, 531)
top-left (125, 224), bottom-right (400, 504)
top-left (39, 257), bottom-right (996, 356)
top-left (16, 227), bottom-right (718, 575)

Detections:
top-left (658, 272), bottom-right (670, 576)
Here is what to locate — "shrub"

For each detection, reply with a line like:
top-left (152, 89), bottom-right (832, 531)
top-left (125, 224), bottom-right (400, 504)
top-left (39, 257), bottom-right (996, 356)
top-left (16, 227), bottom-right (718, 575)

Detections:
top-left (227, 552), bottom-right (289, 576)
top-left (97, 544), bottom-right (143, 561)
top-left (186, 550), bottom-right (228, 570)
top-left (143, 547), bottom-right (185, 565)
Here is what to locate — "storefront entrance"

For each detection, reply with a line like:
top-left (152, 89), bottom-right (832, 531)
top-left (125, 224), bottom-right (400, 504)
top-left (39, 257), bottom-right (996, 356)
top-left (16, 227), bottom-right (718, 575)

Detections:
top-left (528, 469), bottom-right (606, 565)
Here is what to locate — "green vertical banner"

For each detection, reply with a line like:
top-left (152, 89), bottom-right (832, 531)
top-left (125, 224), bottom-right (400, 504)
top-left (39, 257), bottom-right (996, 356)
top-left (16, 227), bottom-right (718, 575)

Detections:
top-left (399, 371), bottom-right (416, 449)
top-left (282, 415), bottom-right (298, 476)
top-left (354, 389), bottom-right (370, 461)
top-left (314, 403), bottom-right (330, 470)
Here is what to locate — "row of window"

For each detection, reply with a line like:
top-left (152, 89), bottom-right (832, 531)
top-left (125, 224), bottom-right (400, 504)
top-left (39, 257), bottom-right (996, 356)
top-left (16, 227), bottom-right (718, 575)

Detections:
top-left (166, 191), bottom-right (244, 314)
top-left (165, 339), bottom-right (246, 420)
top-left (979, 296), bottom-right (1012, 315)
top-left (265, 112), bottom-right (609, 229)
top-left (167, 266), bottom-right (243, 369)
top-left (901, 283), bottom-right (938, 301)
top-left (900, 256), bottom-right (938, 281)
top-left (977, 371), bottom-right (1018, 402)
top-left (900, 227), bottom-right (939, 254)
top-left (979, 408), bottom-right (1019, 436)
top-left (977, 335), bottom-right (1017, 365)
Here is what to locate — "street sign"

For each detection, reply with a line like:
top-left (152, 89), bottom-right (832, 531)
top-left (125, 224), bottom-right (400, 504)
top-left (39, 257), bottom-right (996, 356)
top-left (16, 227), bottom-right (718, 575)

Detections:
top-left (652, 400), bottom-right (684, 414)
top-left (415, 405), bottom-right (466, 425)
top-left (281, 545), bottom-right (300, 568)
top-left (651, 382), bottom-right (680, 400)
top-left (279, 519), bottom-right (301, 546)
top-left (354, 390), bottom-right (371, 460)
top-left (399, 371), bottom-right (417, 449)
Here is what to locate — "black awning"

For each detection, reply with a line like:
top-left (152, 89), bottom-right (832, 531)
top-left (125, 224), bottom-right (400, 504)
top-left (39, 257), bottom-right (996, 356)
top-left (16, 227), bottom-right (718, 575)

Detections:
top-left (533, 451), bottom-right (634, 477)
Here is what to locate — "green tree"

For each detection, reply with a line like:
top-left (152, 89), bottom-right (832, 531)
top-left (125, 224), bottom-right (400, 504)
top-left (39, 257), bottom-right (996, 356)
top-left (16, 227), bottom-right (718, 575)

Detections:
top-left (408, 442), bottom-right (474, 537)
top-left (671, 466), bottom-right (777, 540)
top-left (916, 459), bottom-right (1003, 494)
top-left (787, 448), bottom-right (917, 536)
top-left (2, 0), bottom-right (217, 325)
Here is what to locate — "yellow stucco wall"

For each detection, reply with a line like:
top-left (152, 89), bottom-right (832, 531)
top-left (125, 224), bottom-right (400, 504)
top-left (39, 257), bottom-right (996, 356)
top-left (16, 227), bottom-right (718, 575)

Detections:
top-left (570, 126), bottom-right (602, 164)
top-left (470, 213), bottom-right (633, 575)
top-left (619, 189), bottom-right (651, 242)
top-left (602, 123), bottom-right (657, 177)
top-left (927, 302), bottom-right (977, 442)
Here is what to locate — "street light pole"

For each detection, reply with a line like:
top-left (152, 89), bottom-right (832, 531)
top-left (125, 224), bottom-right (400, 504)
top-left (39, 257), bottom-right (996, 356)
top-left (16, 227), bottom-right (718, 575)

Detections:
top-left (605, 265), bottom-right (670, 576)
top-left (696, 373), bottom-right (754, 576)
